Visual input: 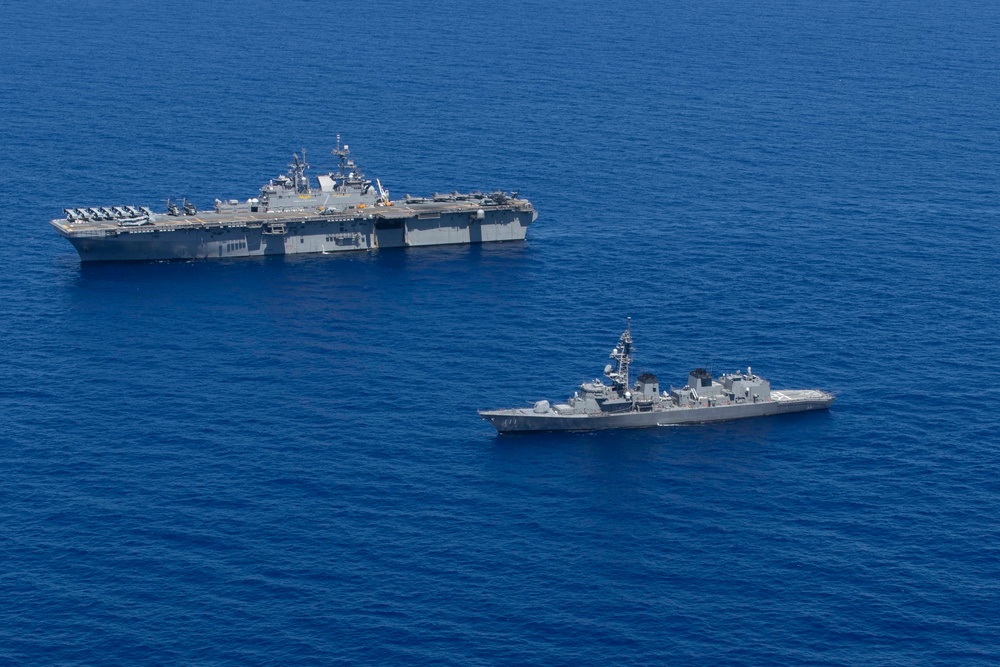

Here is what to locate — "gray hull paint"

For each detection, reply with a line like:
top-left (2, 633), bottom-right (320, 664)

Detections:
top-left (479, 395), bottom-right (834, 434)
top-left (479, 320), bottom-right (834, 435)
top-left (62, 208), bottom-right (529, 262)
top-left (52, 144), bottom-right (535, 263)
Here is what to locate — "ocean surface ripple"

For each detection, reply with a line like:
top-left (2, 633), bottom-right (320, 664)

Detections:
top-left (1, 0), bottom-right (999, 664)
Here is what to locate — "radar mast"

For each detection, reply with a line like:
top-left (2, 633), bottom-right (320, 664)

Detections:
top-left (289, 149), bottom-right (310, 193)
top-left (605, 318), bottom-right (633, 390)
top-left (332, 134), bottom-right (351, 178)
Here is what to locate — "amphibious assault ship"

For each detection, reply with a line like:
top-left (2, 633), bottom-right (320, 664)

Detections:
top-left (479, 319), bottom-right (834, 433)
top-left (50, 139), bottom-right (536, 262)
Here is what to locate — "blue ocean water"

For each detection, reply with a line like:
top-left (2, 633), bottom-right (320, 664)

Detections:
top-left (2, 0), bottom-right (999, 663)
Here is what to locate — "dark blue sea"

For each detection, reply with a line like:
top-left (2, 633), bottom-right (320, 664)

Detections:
top-left (2, 0), bottom-right (999, 664)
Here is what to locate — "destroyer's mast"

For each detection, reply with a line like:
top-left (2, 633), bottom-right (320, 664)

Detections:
top-left (605, 318), bottom-right (633, 391)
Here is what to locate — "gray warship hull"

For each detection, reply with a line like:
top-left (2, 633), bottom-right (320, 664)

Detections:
top-left (53, 201), bottom-right (533, 262)
top-left (480, 320), bottom-right (834, 435)
top-left (480, 389), bottom-right (834, 434)
top-left (50, 142), bottom-right (536, 263)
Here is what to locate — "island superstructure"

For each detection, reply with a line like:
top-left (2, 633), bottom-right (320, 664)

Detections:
top-left (50, 139), bottom-right (537, 262)
top-left (479, 319), bottom-right (834, 433)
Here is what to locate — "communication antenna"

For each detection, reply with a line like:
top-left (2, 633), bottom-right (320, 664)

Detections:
top-left (605, 317), bottom-right (633, 390)
top-left (332, 134), bottom-right (351, 177)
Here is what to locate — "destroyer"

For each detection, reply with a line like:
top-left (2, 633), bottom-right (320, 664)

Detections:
top-left (479, 319), bottom-right (834, 433)
top-left (51, 138), bottom-right (536, 262)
